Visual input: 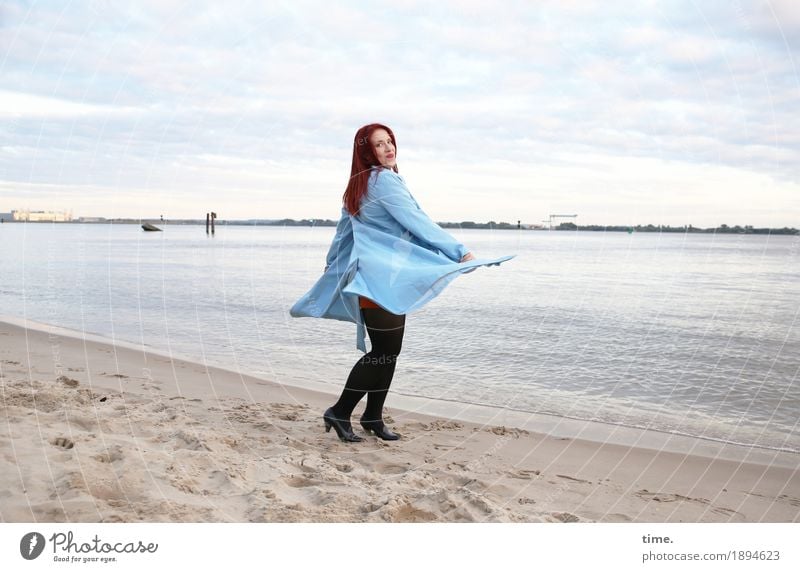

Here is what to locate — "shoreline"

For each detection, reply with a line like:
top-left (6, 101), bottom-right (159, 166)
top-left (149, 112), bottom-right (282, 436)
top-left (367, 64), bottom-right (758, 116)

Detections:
top-left (2, 220), bottom-right (798, 234)
top-left (1, 315), bottom-right (798, 522)
top-left (4, 314), bottom-right (797, 467)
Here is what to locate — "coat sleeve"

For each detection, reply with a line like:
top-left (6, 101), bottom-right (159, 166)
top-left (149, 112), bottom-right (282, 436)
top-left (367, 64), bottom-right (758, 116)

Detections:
top-left (325, 207), bottom-right (352, 268)
top-left (372, 170), bottom-right (469, 262)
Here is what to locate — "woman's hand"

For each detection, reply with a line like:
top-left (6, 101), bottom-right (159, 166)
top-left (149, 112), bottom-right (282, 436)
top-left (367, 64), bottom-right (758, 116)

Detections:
top-left (460, 252), bottom-right (475, 263)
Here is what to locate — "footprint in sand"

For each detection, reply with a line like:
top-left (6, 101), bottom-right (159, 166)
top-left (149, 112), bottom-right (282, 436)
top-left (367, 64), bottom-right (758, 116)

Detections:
top-left (635, 489), bottom-right (740, 518)
top-left (486, 426), bottom-right (530, 437)
top-left (636, 489), bottom-right (701, 503)
top-left (171, 430), bottom-right (211, 451)
top-left (710, 506), bottom-right (742, 517)
top-left (56, 375), bottom-right (79, 387)
top-left (335, 462), bottom-right (354, 473)
top-left (605, 513), bottom-right (633, 522)
top-left (550, 511), bottom-right (581, 523)
top-left (432, 443), bottom-right (463, 451)
top-left (506, 468), bottom-right (541, 479)
top-left (92, 445), bottom-right (124, 463)
top-left (290, 458), bottom-right (321, 474)
top-left (404, 420), bottom-right (463, 432)
top-left (224, 402), bottom-right (308, 425)
top-left (430, 420), bottom-right (463, 431)
top-left (388, 501), bottom-right (439, 523)
top-left (556, 474), bottom-right (592, 484)
top-left (51, 437), bottom-right (74, 450)
top-left (778, 494), bottom-right (800, 507)
top-left (267, 402), bottom-right (311, 422)
top-left (374, 463), bottom-right (410, 475)
top-left (284, 475), bottom-right (320, 488)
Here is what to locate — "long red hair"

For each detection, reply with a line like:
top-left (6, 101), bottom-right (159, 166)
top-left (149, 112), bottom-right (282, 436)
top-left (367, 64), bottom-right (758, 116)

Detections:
top-left (343, 123), bottom-right (398, 216)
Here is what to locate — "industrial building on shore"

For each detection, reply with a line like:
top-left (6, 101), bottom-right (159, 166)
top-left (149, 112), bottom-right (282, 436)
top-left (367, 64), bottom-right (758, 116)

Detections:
top-left (2, 209), bottom-right (73, 222)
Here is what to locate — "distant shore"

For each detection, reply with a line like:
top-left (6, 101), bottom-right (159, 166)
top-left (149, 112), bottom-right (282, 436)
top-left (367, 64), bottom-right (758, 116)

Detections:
top-left (1, 218), bottom-right (797, 234)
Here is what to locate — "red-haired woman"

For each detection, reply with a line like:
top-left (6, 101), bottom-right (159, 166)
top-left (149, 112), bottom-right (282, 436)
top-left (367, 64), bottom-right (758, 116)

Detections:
top-left (290, 124), bottom-right (513, 443)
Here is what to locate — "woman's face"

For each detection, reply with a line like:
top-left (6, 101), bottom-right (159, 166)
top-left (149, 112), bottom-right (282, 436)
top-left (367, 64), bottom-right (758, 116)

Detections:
top-left (369, 128), bottom-right (396, 168)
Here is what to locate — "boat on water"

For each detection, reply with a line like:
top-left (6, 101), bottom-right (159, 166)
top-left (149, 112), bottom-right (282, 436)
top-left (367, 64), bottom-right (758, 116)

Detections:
top-left (141, 223), bottom-right (162, 231)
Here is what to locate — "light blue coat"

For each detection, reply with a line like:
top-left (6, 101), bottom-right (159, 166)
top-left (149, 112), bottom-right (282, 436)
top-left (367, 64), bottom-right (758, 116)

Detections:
top-left (290, 166), bottom-right (515, 351)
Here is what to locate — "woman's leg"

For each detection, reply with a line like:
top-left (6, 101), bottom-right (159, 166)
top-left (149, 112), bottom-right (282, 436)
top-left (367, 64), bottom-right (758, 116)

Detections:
top-left (361, 307), bottom-right (405, 423)
top-left (330, 307), bottom-right (405, 422)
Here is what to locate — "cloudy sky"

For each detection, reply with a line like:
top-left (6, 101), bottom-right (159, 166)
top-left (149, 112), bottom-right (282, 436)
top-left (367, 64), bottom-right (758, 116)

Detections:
top-left (1, 0), bottom-right (798, 226)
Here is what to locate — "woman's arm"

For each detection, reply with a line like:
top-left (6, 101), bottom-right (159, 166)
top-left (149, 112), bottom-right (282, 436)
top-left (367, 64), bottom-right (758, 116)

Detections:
top-left (373, 170), bottom-right (471, 262)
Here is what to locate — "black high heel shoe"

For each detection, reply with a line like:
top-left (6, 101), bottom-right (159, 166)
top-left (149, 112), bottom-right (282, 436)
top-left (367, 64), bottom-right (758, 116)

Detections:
top-left (360, 417), bottom-right (400, 440)
top-left (323, 408), bottom-right (364, 442)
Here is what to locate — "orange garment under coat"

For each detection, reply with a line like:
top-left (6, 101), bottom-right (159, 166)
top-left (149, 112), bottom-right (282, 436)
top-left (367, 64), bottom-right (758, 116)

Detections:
top-left (359, 296), bottom-right (380, 309)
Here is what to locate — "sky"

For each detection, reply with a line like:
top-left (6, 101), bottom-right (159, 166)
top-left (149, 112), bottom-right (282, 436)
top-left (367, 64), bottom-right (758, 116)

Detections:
top-left (1, 0), bottom-right (798, 227)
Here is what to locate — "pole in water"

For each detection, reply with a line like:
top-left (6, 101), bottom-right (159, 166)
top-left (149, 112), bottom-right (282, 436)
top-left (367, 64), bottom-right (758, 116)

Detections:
top-left (211, 212), bottom-right (216, 235)
top-left (206, 212), bottom-right (210, 234)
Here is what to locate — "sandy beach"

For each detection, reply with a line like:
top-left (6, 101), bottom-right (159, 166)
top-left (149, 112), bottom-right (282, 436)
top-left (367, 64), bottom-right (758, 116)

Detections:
top-left (0, 317), bottom-right (797, 523)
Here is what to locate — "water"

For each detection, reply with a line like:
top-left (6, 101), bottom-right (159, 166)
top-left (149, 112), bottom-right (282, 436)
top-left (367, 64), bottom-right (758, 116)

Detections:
top-left (1, 222), bottom-right (798, 452)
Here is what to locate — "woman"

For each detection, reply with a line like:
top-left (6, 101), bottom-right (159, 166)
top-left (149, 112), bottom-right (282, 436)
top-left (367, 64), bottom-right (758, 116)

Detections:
top-left (290, 123), bottom-right (514, 443)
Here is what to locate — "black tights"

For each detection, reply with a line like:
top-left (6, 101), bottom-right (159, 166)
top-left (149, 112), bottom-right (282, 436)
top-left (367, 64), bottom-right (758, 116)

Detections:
top-left (331, 307), bottom-right (406, 422)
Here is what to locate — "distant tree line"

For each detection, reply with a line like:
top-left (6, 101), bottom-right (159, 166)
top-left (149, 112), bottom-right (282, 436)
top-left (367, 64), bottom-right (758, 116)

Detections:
top-left (439, 221), bottom-right (517, 229)
top-left (32, 218), bottom-right (798, 235)
top-left (555, 222), bottom-right (798, 234)
top-left (253, 220), bottom-right (798, 235)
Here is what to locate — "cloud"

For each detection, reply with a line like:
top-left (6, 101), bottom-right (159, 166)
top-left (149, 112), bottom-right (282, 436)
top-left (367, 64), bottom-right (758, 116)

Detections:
top-left (0, 90), bottom-right (141, 117)
top-left (0, 0), bottom-right (797, 226)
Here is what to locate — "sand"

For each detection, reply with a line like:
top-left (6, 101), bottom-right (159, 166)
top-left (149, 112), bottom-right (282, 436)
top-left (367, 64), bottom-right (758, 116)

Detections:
top-left (0, 317), bottom-right (798, 523)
